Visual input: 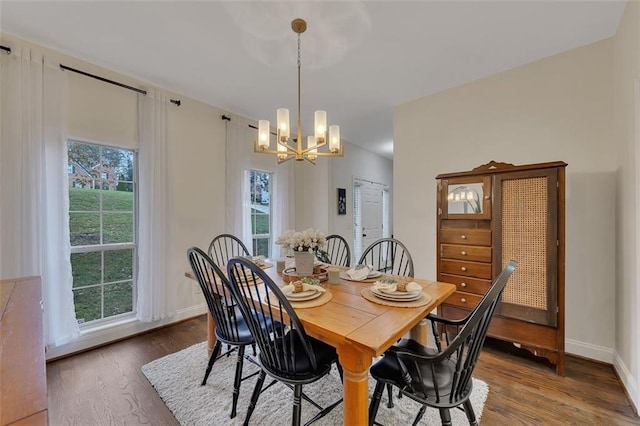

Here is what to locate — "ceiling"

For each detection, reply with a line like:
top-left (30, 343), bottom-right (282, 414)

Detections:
top-left (1, 1), bottom-right (626, 159)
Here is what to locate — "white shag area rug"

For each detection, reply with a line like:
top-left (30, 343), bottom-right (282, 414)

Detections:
top-left (142, 342), bottom-right (488, 425)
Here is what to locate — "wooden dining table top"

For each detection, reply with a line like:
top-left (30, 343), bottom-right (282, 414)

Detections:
top-left (185, 261), bottom-right (456, 425)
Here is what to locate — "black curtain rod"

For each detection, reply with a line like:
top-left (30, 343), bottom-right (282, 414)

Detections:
top-left (0, 45), bottom-right (11, 54)
top-left (59, 64), bottom-right (180, 105)
top-left (60, 64), bottom-right (147, 95)
top-left (220, 115), bottom-right (276, 135)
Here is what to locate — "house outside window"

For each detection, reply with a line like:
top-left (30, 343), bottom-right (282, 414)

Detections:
top-left (249, 170), bottom-right (271, 257)
top-left (67, 140), bottom-right (137, 325)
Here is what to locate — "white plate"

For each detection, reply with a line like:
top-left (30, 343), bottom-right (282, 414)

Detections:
top-left (282, 287), bottom-right (317, 299)
top-left (285, 290), bottom-right (322, 301)
top-left (368, 270), bottom-right (382, 278)
top-left (371, 287), bottom-right (422, 301)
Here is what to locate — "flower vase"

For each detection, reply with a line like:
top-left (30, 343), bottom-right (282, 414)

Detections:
top-left (294, 250), bottom-right (314, 276)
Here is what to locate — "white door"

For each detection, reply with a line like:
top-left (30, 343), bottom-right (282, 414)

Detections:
top-left (354, 179), bottom-right (385, 261)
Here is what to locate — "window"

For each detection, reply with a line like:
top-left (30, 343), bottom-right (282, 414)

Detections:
top-left (249, 170), bottom-right (272, 257)
top-left (101, 171), bottom-right (108, 180)
top-left (67, 164), bottom-right (74, 174)
top-left (67, 141), bottom-right (136, 325)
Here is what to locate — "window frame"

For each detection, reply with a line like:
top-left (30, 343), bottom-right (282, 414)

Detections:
top-left (249, 169), bottom-right (273, 258)
top-left (67, 139), bottom-right (138, 327)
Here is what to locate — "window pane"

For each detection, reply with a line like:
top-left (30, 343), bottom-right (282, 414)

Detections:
top-left (255, 212), bottom-right (270, 234)
top-left (104, 281), bottom-right (133, 317)
top-left (104, 249), bottom-right (133, 282)
top-left (116, 181), bottom-right (134, 193)
top-left (68, 141), bottom-right (100, 173)
top-left (254, 238), bottom-right (270, 257)
top-left (70, 212), bottom-right (100, 246)
top-left (71, 252), bottom-right (102, 287)
top-left (101, 187), bottom-right (134, 211)
top-left (73, 286), bottom-right (102, 323)
top-left (69, 187), bottom-right (99, 211)
top-left (103, 212), bottom-right (133, 244)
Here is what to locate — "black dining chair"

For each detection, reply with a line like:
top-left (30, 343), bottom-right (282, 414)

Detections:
top-left (358, 238), bottom-right (414, 277)
top-left (323, 234), bottom-right (351, 267)
top-left (208, 233), bottom-right (251, 267)
top-left (187, 247), bottom-right (275, 419)
top-left (368, 261), bottom-right (517, 426)
top-left (226, 257), bottom-right (343, 426)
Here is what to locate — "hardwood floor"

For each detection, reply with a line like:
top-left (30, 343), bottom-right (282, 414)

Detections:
top-left (47, 316), bottom-right (639, 425)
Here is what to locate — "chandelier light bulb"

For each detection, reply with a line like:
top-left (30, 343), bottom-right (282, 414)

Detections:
top-left (329, 125), bottom-right (340, 153)
top-left (258, 120), bottom-right (270, 149)
top-left (277, 108), bottom-right (290, 141)
top-left (314, 110), bottom-right (327, 143)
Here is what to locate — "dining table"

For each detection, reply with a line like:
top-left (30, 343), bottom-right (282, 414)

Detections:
top-left (185, 261), bottom-right (456, 426)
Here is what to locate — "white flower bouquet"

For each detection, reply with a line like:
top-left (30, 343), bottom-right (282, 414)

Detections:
top-left (275, 228), bottom-right (326, 252)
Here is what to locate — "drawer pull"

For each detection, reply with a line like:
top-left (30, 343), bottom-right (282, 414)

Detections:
top-left (461, 282), bottom-right (467, 288)
top-left (461, 267), bottom-right (467, 272)
top-left (461, 235), bottom-right (467, 240)
top-left (460, 298), bottom-right (467, 303)
top-left (461, 251), bottom-right (467, 256)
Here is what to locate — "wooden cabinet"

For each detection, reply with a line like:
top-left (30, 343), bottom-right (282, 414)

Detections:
top-left (436, 161), bottom-right (566, 375)
top-left (1, 277), bottom-right (48, 425)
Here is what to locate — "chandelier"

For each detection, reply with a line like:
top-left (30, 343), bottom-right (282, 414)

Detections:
top-left (254, 18), bottom-right (343, 164)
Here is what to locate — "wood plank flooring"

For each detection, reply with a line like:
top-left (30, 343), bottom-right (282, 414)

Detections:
top-left (46, 316), bottom-right (639, 425)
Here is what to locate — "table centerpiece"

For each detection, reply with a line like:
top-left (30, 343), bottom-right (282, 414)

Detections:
top-left (276, 228), bottom-right (326, 275)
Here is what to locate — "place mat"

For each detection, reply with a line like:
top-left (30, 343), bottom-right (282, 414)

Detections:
top-left (268, 290), bottom-right (332, 309)
top-left (360, 287), bottom-right (432, 308)
top-left (233, 275), bottom-right (263, 286)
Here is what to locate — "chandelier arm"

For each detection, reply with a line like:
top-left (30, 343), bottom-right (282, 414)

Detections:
top-left (314, 147), bottom-right (345, 157)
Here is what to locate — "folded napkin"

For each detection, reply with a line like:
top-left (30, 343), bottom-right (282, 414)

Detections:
top-left (282, 282), bottom-right (326, 295)
top-left (372, 280), bottom-right (422, 294)
top-left (346, 264), bottom-right (373, 281)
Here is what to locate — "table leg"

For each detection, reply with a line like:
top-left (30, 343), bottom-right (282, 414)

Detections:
top-left (337, 345), bottom-right (372, 426)
top-left (207, 312), bottom-right (216, 356)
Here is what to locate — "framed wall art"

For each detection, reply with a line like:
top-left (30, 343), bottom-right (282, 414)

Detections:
top-left (337, 188), bottom-right (347, 215)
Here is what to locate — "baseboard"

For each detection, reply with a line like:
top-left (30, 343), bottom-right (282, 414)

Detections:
top-left (565, 338), bottom-right (614, 364)
top-left (45, 304), bottom-right (208, 360)
top-left (613, 352), bottom-right (639, 414)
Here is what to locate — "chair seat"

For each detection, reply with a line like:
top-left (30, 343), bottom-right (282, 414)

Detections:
top-left (216, 311), bottom-right (278, 345)
top-left (370, 339), bottom-right (464, 403)
top-left (261, 332), bottom-right (337, 382)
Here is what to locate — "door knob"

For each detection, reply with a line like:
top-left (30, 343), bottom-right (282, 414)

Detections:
top-left (363, 234), bottom-right (367, 237)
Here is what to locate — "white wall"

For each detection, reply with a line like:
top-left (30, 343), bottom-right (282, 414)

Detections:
top-left (613, 1), bottom-right (640, 410)
top-left (290, 141), bottom-right (393, 265)
top-left (328, 142), bottom-right (393, 263)
top-left (1, 33), bottom-right (228, 357)
top-left (395, 39), bottom-right (617, 365)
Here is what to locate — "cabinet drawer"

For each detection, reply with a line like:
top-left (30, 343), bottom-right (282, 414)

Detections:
top-left (441, 244), bottom-right (491, 262)
top-left (444, 291), bottom-right (482, 310)
top-left (440, 259), bottom-right (492, 279)
top-left (439, 273), bottom-right (492, 295)
top-left (440, 229), bottom-right (491, 246)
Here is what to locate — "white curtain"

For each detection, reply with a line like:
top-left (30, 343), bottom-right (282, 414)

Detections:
top-left (224, 114), bottom-right (294, 257)
top-left (225, 117), bottom-right (253, 250)
top-left (137, 89), bottom-right (175, 322)
top-left (0, 46), bottom-right (79, 346)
